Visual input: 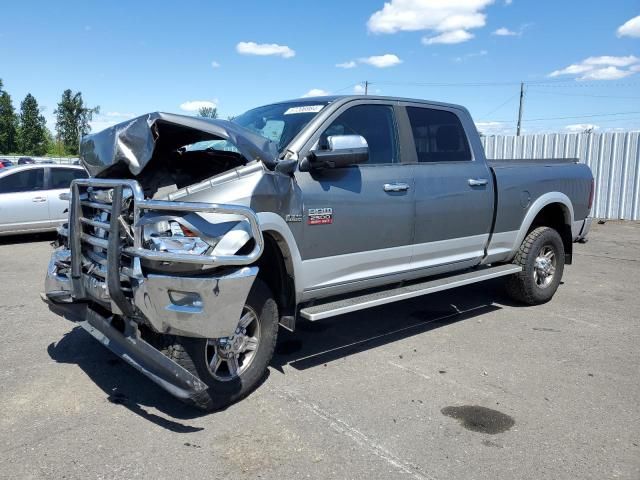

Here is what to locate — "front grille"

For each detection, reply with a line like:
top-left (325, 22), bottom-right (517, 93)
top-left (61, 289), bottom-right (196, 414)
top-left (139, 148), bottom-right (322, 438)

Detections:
top-left (68, 179), bottom-right (145, 314)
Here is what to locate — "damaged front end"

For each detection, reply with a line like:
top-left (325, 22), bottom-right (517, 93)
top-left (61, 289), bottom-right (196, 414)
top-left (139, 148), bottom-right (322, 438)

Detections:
top-left (43, 113), bottom-right (271, 399)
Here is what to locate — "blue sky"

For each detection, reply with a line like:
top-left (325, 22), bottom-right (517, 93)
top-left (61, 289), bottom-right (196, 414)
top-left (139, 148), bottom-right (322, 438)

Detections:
top-left (1, 0), bottom-right (639, 135)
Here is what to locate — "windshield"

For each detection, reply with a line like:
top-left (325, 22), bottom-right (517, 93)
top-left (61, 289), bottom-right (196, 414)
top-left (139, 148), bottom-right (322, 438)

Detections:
top-left (233, 100), bottom-right (330, 153)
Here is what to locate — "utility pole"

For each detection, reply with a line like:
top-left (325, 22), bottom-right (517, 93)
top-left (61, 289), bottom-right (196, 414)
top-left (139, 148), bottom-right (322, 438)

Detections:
top-left (516, 81), bottom-right (525, 136)
top-left (364, 80), bottom-right (368, 95)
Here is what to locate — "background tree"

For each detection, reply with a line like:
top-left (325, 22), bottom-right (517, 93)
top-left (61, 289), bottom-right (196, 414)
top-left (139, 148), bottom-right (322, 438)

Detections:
top-left (17, 93), bottom-right (48, 156)
top-left (198, 106), bottom-right (218, 119)
top-left (54, 89), bottom-right (99, 155)
top-left (0, 79), bottom-right (19, 154)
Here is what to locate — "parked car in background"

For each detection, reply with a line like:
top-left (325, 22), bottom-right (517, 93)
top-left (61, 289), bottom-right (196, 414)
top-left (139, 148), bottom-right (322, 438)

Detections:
top-left (0, 164), bottom-right (88, 236)
top-left (18, 157), bottom-right (35, 165)
top-left (0, 159), bottom-right (14, 168)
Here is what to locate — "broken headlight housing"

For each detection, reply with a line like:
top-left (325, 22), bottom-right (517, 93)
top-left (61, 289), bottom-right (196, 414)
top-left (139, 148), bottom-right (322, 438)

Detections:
top-left (138, 211), bottom-right (253, 273)
top-left (143, 219), bottom-right (212, 256)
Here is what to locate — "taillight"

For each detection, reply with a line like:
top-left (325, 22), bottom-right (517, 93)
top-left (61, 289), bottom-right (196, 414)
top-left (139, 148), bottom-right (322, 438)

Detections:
top-left (588, 179), bottom-right (594, 211)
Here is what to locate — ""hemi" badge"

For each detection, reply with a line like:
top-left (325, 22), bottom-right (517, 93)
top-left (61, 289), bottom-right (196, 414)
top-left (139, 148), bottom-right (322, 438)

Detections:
top-left (308, 208), bottom-right (333, 225)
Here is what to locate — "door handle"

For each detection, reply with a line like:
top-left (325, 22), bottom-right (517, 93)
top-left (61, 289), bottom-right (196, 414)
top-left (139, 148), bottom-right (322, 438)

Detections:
top-left (384, 183), bottom-right (410, 192)
top-left (468, 178), bottom-right (489, 187)
top-left (32, 196), bottom-right (47, 202)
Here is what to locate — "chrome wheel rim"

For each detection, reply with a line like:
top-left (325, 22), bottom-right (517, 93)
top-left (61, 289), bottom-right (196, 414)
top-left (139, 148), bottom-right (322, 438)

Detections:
top-left (206, 306), bottom-right (260, 382)
top-left (533, 245), bottom-right (556, 288)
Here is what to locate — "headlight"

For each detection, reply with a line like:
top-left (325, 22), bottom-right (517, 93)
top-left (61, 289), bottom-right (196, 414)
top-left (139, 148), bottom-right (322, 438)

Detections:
top-left (143, 219), bottom-right (213, 255)
top-left (139, 212), bottom-right (253, 260)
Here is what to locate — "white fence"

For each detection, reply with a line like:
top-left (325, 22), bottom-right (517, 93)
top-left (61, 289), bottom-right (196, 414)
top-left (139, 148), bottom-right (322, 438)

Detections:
top-left (482, 132), bottom-right (640, 220)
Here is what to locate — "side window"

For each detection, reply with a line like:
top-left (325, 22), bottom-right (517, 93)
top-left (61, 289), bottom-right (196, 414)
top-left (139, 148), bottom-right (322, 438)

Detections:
top-left (0, 168), bottom-right (45, 194)
top-left (321, 104), bottom-right (398, 165)
top-left (49, 168), bottom-right (88, 189)
top-left (406, 107), bottom-right (471, 162)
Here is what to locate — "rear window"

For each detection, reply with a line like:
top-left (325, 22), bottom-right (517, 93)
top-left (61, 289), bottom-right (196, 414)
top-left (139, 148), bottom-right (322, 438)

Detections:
top-left (406, 107), bottom-right (471, 162)
top-left (49, 168), bottom-right (88, 189)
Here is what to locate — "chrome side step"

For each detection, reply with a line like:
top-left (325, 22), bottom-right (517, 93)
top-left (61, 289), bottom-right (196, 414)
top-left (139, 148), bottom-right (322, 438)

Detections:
top-left (299, 264), bottom-right (521, 321)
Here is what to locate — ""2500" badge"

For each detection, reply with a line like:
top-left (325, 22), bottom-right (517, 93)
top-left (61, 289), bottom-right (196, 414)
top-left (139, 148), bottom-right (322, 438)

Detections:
top-left (308, 208), bottom-right (333, 225)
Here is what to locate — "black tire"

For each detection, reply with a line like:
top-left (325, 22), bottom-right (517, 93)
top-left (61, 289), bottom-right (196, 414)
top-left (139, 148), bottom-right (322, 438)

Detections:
top-left (162, 278), bottom-right (279, 411)
top-left (505, 226), bottom-right (565, 305)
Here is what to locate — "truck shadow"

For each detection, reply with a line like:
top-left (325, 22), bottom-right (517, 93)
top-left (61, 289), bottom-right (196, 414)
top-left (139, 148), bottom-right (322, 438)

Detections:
top-left (0, 232), bottom-right (57, 245)
top-left (272, 278), bottom-right (517, 371)
top-left (46, 277), bottom-right (522, 429)
top-left (47, 329), bottom-right (209, 432)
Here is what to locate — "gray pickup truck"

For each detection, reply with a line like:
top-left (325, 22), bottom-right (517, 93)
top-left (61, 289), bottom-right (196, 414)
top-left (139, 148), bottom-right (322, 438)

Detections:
top-left (44, 95), bottom-right (593, 410)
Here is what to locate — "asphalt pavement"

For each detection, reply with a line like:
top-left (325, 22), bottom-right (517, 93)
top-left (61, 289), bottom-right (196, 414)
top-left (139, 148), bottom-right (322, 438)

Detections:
top-left (0, 221), bottom-right (638, 480)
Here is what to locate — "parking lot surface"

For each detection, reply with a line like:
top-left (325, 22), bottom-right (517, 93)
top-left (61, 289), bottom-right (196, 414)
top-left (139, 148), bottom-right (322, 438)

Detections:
top-left (0, 222), bottom-right (638, 480)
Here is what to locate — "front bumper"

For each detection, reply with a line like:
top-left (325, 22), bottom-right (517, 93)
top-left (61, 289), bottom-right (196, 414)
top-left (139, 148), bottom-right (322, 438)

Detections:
top-left (43, 298), bottom-right (208, 399)
top-left (44, 247), bottom-right (258, 338)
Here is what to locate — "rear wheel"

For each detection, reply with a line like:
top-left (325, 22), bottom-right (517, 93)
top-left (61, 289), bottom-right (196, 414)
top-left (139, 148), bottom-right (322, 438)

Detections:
top-left (505, 226), bottom-right (565, 305)
top-left (162, 278), bottom-right (278, 411)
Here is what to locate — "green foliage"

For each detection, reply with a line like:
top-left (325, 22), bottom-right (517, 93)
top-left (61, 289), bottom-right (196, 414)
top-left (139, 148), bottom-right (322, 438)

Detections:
top-left (17, 93), bottom-right (48, 156)
top-left (0, 79), bottom-right (19, 154)
top-left (54, 89), bottom-right (99, 155)
top-left (227, 115), bottom-right (237, 121)
top-left (198, 106), bottom-right (218, 119)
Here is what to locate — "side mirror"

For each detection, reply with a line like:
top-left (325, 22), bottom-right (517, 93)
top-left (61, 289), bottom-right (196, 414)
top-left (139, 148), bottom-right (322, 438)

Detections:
top-left (304, 135), bottom-right (368, 170)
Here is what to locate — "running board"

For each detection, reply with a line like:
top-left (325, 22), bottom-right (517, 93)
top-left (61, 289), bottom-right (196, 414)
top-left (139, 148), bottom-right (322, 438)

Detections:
top-left (299, 264), bottom-right (522, 321)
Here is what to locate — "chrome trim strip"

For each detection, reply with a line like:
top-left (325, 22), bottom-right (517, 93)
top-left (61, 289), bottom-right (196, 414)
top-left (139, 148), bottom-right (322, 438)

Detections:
top-left (80, 233), bottom-right (109, 249)
top-left (80, 217), bottom-right (110, 230)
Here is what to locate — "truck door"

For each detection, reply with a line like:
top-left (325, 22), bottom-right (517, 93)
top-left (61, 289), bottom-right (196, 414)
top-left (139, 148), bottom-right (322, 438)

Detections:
top-left (294, 102), bottom-right (415, 295)
top-left (400, 104), bottom-right (494, 271)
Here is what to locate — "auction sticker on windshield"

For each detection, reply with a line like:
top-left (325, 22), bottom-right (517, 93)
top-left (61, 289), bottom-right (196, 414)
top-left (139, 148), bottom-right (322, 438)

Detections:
top-left (284, 105), bottom-right (325, 115)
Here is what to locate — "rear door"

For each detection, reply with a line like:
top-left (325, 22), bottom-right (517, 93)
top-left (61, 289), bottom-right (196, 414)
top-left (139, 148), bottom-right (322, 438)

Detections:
top-left (294, 101), bottom-right (415, 295)
top-left (45, 167), bottom-right (88, 226)
top-left (400, 104), bottom-right (494, 271)
top-left (0, 167), bottom-right (49, 234)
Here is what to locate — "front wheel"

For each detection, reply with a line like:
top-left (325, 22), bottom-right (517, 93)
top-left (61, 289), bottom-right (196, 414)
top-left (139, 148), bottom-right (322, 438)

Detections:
top-left (505, 226), bottom-right (565, 305)
top-left (163, 278), bottom-right (279, 411)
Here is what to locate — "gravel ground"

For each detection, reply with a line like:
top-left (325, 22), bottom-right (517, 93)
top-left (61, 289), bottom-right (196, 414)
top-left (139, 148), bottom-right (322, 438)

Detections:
top-left (0, 222), bottom-right (638, 480)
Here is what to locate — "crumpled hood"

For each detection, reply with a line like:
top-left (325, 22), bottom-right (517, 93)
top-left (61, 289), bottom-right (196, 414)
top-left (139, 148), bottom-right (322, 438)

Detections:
top-left (80, 112), bottom-right (279, 177)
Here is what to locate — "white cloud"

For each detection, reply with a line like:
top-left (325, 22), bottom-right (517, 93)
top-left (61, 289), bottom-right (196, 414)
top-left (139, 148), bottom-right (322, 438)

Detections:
top-left (353, 84), bottom-right (365, 94)
top-left (179, 100), bottom-right (218, 112)
top-left (454, 49), bottom-right (488, 62)
top-left (493, 27), bottom-right (517, 36)
top-left (302, 89), bottom-right (330, 98)
top-left (617, 15), bottom-right (640, 38)
top-left (359, 54), bottom-right (403, 68)
top-left (565, 124), bottom-right (599, 133)
top-left (475, 121), bottom-right (512, 135)
top-left (211, 61), bottom-right (221, 68)
top-left (236, 41), bottom-right (295, 58)
top-left (549, 55), bottom-right (640, 81)
top-left (336, 60), bottom-right (357, 69)
top-left (504, 0), bottom-right (512, 5)
top-left (579, 66), bottom-right (635, 81)
top-left (423, 29), bottom-right (474, 44)
top-left (367, 0), bottom-right (494, 46)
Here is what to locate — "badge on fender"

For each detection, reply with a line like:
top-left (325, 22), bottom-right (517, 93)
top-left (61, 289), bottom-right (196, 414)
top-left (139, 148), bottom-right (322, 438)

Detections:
top-left (308, 208), bottom-right (333, 225)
